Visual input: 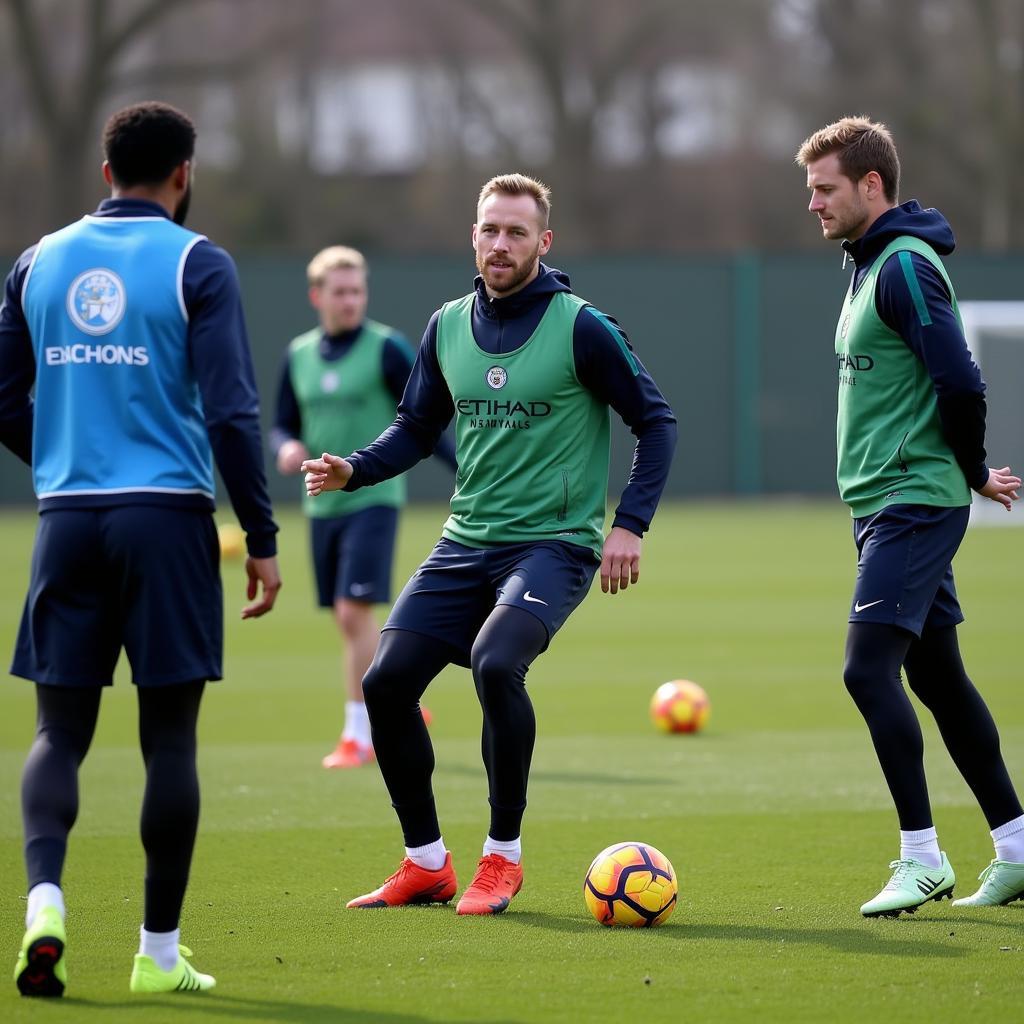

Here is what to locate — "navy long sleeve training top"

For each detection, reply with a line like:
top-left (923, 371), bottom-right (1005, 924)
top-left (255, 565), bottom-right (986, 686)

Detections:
top-left (270, 325), bottom-right (458, 471)
top-left (344, 264), bottom-right (677, 537)
top-left (0, 197), bottom-right (278, 555)
top-left (842, 201), bottom-right (988, 490)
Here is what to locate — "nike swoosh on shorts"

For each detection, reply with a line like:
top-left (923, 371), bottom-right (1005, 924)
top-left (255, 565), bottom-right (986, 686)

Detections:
top-left (523, 591), bottom-right (548, 606)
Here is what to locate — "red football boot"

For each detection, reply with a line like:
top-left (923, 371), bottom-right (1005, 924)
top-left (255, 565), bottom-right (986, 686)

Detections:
top-left (347, 853), bottom-right (457, 908)
top-left (321, 737), bottom-right (374, 769)
top-left (455, 854), bottom-right (523, 915)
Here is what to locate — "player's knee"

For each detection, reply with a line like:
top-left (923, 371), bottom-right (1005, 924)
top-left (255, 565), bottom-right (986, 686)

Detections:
top-left (334, 599), bottom-right (373, 637)
top-left (360, 664), bottom-right (387, 710)
top-left (362, 631), bottom-right (440, 712)
top-left (361, 658), bottom-right (408, 712)
top-left (139, 714), bottom-right (198, 762)
top-left (470, 647), bottom-right (521, 702)
top-left (36, 722), bottom-right (91, 765)
top-left (842, 656), bottom-right (877, 705)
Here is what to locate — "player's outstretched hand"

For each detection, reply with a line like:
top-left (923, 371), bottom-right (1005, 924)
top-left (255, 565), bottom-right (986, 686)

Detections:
top-left (978, 466), bottom-right (1021, 511)
top-left (302, 452), bottom-right (353, 496)
top-left (600, 526), bottom-right (642, 595)
top-left (242, 555), bottom-right (282, 619)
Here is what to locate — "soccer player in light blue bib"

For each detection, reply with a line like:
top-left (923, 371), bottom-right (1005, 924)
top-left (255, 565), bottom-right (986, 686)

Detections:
top-left (0, 102), bottom-right (281, 996)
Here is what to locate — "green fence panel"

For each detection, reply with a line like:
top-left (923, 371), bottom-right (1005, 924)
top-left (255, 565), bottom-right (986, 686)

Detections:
top-left (2, 249), bottom-right (1022, 509)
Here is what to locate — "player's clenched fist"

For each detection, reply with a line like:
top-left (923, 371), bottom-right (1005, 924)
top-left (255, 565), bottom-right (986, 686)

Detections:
top-left (302, 452), bottom-right (354, 496)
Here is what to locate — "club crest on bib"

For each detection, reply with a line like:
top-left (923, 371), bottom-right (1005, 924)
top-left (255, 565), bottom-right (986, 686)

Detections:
top-left (321, 369), bottom-right (340, 393)
top-left (486, 365), bottom-right (508, 390)
top-left (840, 313), bottom-right (851, 340)
top-left (66, 269), bottom-right (126, 335)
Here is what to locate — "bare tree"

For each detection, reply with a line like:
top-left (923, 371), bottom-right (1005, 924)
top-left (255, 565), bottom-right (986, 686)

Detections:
top-left (5, 0), bottom-right (203, 221)
top-left (425, 0), bottom-right (698, 245)
top-left (4, 0), bottom-right (1021, 253)
top-left (777, 0), bottom-right (1024, 250)
top-left (3, 0), bottom-right (297, 226)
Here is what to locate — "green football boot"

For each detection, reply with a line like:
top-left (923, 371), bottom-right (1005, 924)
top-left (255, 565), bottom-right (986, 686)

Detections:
top-left (860, 853), bottom-right (955, 918)
top-left (129, 945), bottom-right (215, 993)
top-left (951, 859), bottom-right (1024, 907)
top-left (14, 906), bottom-right (66, 997)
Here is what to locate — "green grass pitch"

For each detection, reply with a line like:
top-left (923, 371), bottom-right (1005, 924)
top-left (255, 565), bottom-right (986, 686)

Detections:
top-left (1, 501), bottom-right (1022, 1022)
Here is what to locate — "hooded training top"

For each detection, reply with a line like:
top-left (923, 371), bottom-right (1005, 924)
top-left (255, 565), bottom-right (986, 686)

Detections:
top-left (836, 201), bottom-right (987, 518)
top-left (836, 233), bottom-right (969, 515)
top-left (436, 289), bottom-right (610, 556)
top-left (341, 264), bottom-right (677, 546)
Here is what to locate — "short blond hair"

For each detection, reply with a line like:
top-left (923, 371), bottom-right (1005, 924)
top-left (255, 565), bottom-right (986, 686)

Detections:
top-left (306, 245), bottom-right (366, 287)
top-left (795, 116), bottom-right (900, 203)
top-left (477, 172), bottom-right (551, 227)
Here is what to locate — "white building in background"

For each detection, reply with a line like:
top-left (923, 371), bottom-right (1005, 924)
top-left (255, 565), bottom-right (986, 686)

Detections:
top-left (261, 60), bottom-right (788, 175)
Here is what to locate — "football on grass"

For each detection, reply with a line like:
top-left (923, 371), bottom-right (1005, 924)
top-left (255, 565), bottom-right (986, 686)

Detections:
top-left (217, 523), bottom-right (245, 559)
top-left (650, 679), bottom-right (710, 734)
top-left (583, 842), bottom-right (678, 927)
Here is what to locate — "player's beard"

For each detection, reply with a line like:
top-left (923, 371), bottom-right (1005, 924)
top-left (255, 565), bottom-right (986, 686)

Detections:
top-left (477, 244), bottom-right (540, 296)
top-left (173, 182), bottom-right (192, 226)
top-left (826, 197), bottom-right (869, 241)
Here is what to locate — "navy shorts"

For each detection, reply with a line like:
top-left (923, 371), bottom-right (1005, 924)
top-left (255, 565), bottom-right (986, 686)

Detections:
top-left (384, 537), bottom-right (599, 667)
top-left (11, 506), bottom-right (223, 687)
top-left (850, 504), bottom-right (970, 637)
top-left (310, 505), bottom-right (399, 607)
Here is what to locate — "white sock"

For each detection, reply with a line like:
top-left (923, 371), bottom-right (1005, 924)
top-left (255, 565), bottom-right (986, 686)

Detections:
top-left (483, 835), bottom-right (521, 864)
top-left (342, 701), bottom-right (372, 746)
top-left (406, 838), bottom-right (448, 871)
top-left (139, 925), bottom-right (181, 972)
top-left (992, 814), bottom-right (1024, 863)
top-left (26, 883), bottom-right (64, 928)
top-left (900, 826), bottom-right (941, 868)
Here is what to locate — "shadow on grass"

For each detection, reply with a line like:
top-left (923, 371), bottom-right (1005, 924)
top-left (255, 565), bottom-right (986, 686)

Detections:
top-left (69, 993), bottom-right (438, 1022)
top-left (503, 910), bottom-right (964, 958)
top-left (434, 761), bottom-right (672, 786)
top-left (939, 905), bottom-right (1024, 933)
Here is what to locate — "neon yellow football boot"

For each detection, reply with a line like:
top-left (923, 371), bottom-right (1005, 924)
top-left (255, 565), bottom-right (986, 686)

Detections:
top-left (15, 906), bottom-right (66, 997)
top-left (129, 944), bottom-right (215, 993)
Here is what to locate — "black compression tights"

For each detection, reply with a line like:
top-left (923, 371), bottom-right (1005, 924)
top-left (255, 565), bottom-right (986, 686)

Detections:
top-left (843, 623), bottom-right (1022, 831)
top-left (21, 681), bottom-right (205, 932)
top-left (362, 608), bottom-right (548, 848)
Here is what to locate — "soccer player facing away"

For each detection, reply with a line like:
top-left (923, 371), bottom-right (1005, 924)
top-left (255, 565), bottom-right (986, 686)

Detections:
top-left (797, 117), bottom-right (1024, 917)
top-left (303, 173), bottom-right (677, 915)
top-left (273, 246), bottom-right (455, 768)
top-left (0, 102), bottom-right (282, 995)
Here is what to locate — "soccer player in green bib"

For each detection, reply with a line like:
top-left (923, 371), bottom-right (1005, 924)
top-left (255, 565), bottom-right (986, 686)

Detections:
top-left (273, 247), bottom-right (453, 769)
top-left (797, 117), bottom-right (1024, 916)
top-left (303, 174), bottom-right (676, 914)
